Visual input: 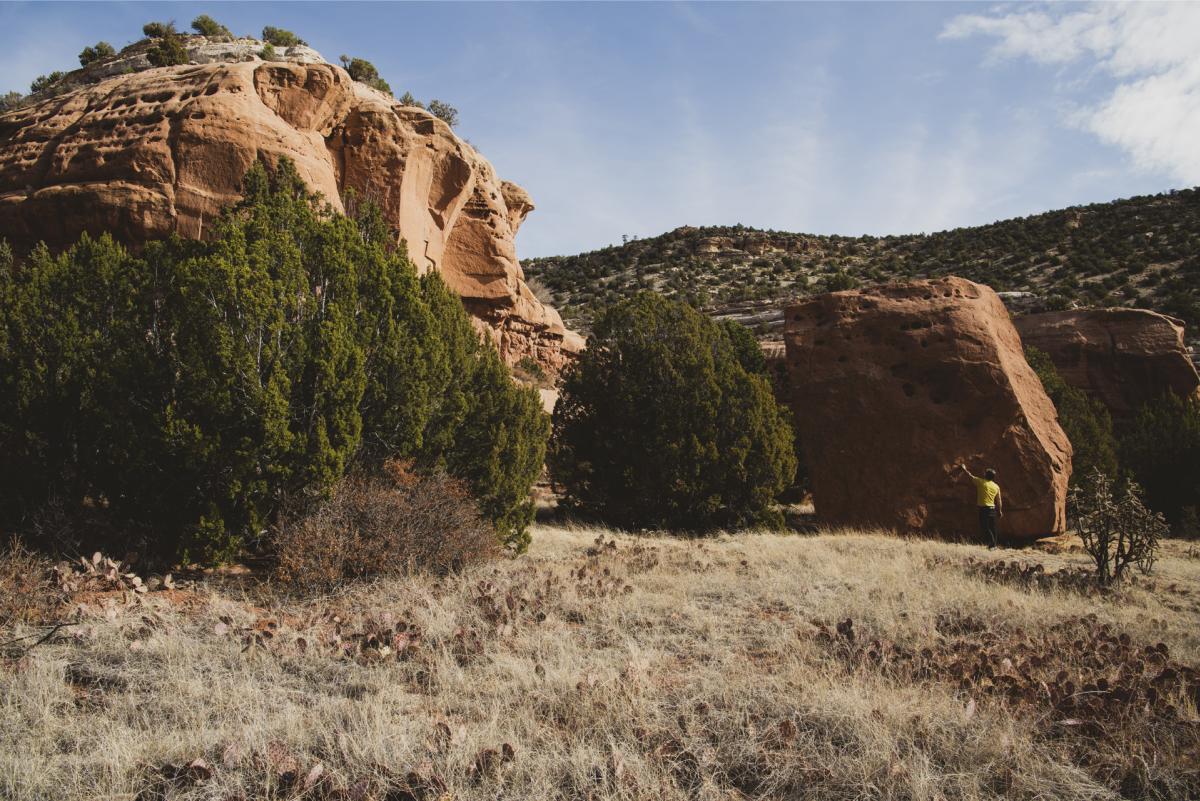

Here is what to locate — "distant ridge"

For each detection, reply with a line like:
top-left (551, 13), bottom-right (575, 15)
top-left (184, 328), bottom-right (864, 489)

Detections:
top-left (524, 188), bottom-right (1200, 340)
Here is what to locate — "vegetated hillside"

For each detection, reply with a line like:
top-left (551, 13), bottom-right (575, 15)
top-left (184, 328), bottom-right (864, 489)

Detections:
top-left (524, 188), bottom-right (1200, 338)
top-left (4, 524), bottom-right (1198, 800)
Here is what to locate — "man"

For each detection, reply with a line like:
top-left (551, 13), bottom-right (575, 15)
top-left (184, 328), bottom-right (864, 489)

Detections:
top-left (959, 464), bottom-right (1002, 548)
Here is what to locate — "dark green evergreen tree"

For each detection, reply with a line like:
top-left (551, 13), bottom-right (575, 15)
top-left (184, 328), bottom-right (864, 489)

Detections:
top-left (341, 57), bottom-right (392, 95)
top-left (0, 160), bottom-right (548, 561)
top-left (720, 319), bottom-right (768, 375)
top-left (78, 42), bottom-right (115, 67)
top-left (190, 15), bottom-right (232, 40)
top-left (416, 274), bottom-right (548, 550)
top-left (427, 99), bottom-right (459, 128)
top-left (29, 72), bottom-right (65, 94)
top-left (142, 21), bottom-right (175, 38)
top-left (1119, 394), bottom-right (1200, 535)
top-left (549, 293), bottom-right (796, 531)
top-left (1025, 346), bottom-right (1119, 482)
top-left (147, 28), bottom-right (188, 67)
top-left (261, 26), bottom-right (305, 47)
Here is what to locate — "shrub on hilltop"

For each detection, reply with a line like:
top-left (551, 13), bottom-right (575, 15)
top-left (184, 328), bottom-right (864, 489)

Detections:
top-left (78, 41), bottom-right (115, 67)
top-left (142, 21), bottom-right (176, 39)
top-left (427, 99), bottom-right (459, 128)
top-left (0, 160), bottom-right (547, 562)
top-left (549, 294), bottom-right (796, 530)
top-left (389, 92), bottom-right (459, 127)
top-left (339, 56), bottom-right (392, 95)
top-left (190, 15), bottom-right (232, 40)
top-left (262, 26), bottom-right (306, 47)
top-left (29, 72), bottom-right (65, 95)
top-left (0, 91), bottom-right (26, 111)
top-left (146, 27), bottom-right (188, 67)
top-left (398, 91), bottom-right (424, 109)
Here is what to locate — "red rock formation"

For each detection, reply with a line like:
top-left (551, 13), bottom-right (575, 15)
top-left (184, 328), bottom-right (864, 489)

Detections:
top-left (784, 277), bottom-right (1072, 542)
top-left (0, 61), bottom-right (582, 373)
top-left (1015, 309), bottom-right (1200, 417)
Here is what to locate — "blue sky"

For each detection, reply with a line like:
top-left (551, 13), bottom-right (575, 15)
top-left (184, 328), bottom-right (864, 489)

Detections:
top-left (1, 2), bottom-right (1195, 257)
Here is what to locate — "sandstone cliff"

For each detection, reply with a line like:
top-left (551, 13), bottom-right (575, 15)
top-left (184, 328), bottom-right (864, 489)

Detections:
top-left (1015, 308), bottom-right (1200, 418)
top-left (784, 278), bottom-right (1072, 542)
top-left (0, 59), bottom-right (582, 373)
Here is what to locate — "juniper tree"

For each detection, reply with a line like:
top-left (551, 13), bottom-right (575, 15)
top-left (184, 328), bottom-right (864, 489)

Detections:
top-left (0, 160), bottom-right (548, 561)
top-left (550, 294), bottom-right (795, 531)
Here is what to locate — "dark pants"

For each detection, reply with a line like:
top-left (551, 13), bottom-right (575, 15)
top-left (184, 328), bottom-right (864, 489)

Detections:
top-left (978, 506), bottom-right (998, 548)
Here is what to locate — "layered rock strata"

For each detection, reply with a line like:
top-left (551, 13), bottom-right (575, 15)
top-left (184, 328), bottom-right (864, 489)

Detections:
top-left (0, 60), bottom-right (581, 373)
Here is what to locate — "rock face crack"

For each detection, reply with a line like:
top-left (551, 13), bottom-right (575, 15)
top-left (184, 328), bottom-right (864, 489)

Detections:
top-left (0, 60), bottom-right (582, 375)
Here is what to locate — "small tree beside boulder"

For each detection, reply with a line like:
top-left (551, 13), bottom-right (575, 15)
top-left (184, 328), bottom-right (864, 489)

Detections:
top-left (1026, 346), bottom-right (1118, 482)
top-left (549, 294), bottom-right (796, 531)
top-left (1119, 394), bottom-right (1200, 537)
top-left (1068, 470), bottom-right (1165, 585)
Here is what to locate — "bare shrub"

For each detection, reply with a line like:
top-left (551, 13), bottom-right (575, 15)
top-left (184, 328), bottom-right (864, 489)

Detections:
top-left (272, 462), bottom-right (499, 592)
top-left (1068, 469), bottom-right (1166, 585)
top-left (0, 537), bottom-right (62, 631)
top-left (525, 275), bottom-right (555, 305)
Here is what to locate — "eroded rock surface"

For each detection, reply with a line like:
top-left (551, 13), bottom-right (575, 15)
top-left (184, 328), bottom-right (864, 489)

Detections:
top-left (0, 60), bottom-right (581, 373)
top-left (784, 277), bottom-right (1072, 541)
top-left (1015, 309), bottom-right (1200, 417)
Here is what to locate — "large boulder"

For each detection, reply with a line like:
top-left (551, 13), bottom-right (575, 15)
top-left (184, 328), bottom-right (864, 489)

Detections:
top-left (0, 60), bottom-right (582, 374)
top-left (1014, 308), bottom-right (1200, 418)
top-left (783, 277), bottom-right (1072, 541)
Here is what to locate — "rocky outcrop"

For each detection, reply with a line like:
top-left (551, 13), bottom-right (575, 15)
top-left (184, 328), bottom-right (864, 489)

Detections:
top-left (0, 60), bottom-right (581, 373)
top-left (1015, 309), bottom-right (1200, 417)
top-left (784, 277), bottom-right (1072, 542)
top-left (85, 37), bottom-right (325, 83)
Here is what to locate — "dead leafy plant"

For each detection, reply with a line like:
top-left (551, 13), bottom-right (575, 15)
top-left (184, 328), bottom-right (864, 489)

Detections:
top-left (813, 612), bottom-right (1200, 799)
top-left (272, 462), bottom-right (499, 592)
top-left (51, 551), bottom-right (173, 596)
top-left (0, 536), bottom-right (62, 630)
top-left (956, 556), bottom-right (1110, 595)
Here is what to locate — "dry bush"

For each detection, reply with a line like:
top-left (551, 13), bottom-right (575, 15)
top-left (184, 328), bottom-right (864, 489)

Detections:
top-left (272, 462), bottom-right (499, 592)
top-left (0, 537), bottom-right (62, 631)
top-left (1069, 470), bottom-right (1166, 585)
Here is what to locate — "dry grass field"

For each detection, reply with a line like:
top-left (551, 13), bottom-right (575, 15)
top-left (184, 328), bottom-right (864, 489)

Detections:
top-left (3, 525), bottom-right (1199, 801)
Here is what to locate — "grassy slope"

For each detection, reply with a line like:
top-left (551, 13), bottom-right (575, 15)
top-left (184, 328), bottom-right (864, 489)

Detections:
top-left (525, 188), bottom-right (1200, 336)
top-left (3, 525), bottom-right (1198, 800)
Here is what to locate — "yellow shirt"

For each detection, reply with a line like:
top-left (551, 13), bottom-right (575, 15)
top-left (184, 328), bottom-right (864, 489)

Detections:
top-left (973, 477), bottom-right (1001, 508)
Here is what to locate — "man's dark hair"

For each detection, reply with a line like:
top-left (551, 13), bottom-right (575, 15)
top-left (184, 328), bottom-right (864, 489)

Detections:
top-left (985, 468), bottom-right (997, 481)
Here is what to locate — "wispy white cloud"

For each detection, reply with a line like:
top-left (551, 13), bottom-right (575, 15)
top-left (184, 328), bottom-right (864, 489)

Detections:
top-left (941, 3), bottom-right (1200, 184)
top-left (848, 107), bottom-right (1048, 237)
